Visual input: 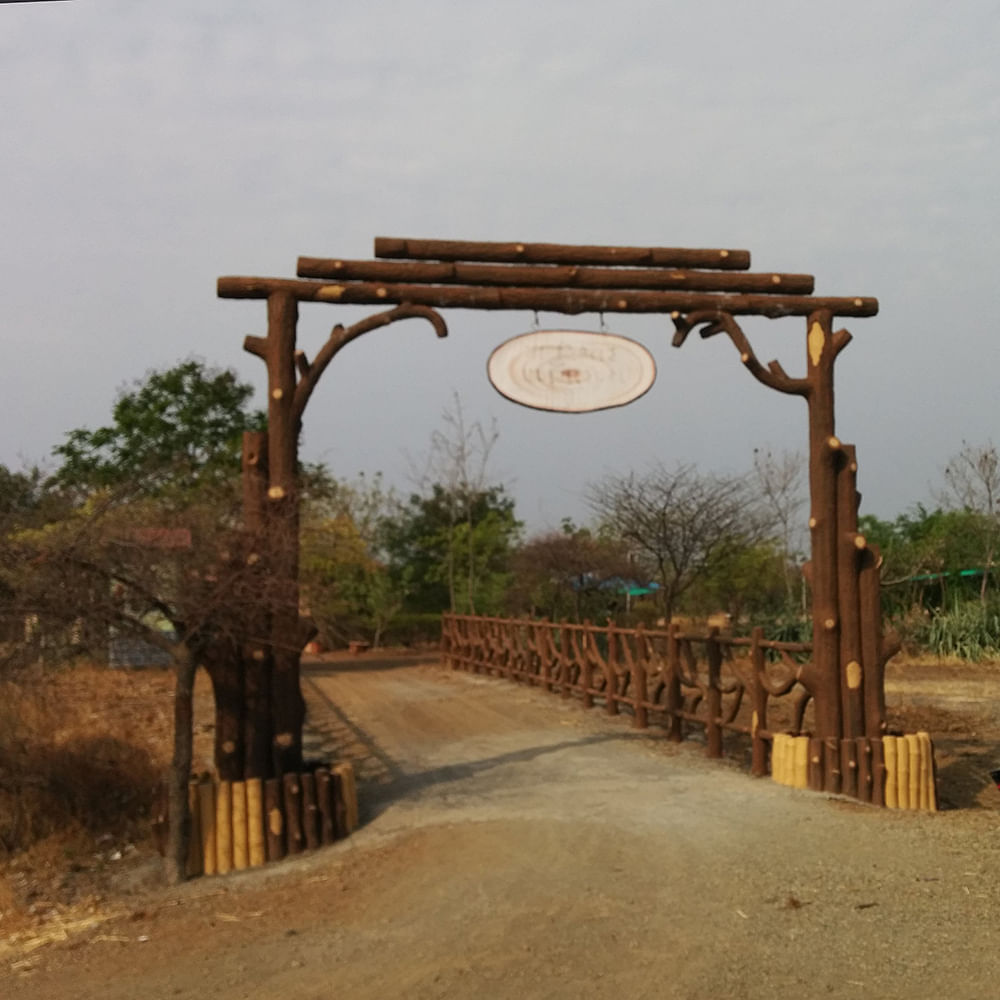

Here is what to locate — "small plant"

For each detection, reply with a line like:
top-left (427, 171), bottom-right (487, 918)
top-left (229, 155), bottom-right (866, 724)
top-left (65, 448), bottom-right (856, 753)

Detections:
top-left (906, 599), bottom-right (1000, 661)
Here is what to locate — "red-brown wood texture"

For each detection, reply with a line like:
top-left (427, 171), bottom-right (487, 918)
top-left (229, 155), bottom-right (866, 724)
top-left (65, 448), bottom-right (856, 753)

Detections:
top-left (263, 777), bottom-right (284, 862)
top-left (314, 767), bottom-right (336, 845)
top-left (297, 257), bottom-right (815, 295)
top-left (300, 771), bottom-right (320, 851)
top-left (219, 275), bottom-right (877, 319)
top-left (373, 236), bottom-right (752, 269)
top-left (282, 772), bottom-right (304, 856)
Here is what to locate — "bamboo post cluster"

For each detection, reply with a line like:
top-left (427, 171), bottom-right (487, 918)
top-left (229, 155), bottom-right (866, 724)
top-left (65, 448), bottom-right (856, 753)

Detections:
top-left (185, 764), bottom-right (357, 878)
top-left (218, 236), bottom-right (889, 803)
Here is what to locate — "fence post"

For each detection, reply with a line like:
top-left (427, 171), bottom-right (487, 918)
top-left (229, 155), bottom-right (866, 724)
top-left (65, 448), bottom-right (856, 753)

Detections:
top-left (560, 620), bottom-right (571, 699)
top-left (750, 627), bottom-right (767, 776)
top-left (441, 613), bottom-right (452, 669)
top-left (631, 626), bottom-right (649, 729)
top-left (706, 628), bottom-right (723, 759)
top-left (605, 625), bottom-right (619, 716)
top-left (666, 622), bottom-right (683, 742)
top-left (581, 620), bottom-right (594, 709)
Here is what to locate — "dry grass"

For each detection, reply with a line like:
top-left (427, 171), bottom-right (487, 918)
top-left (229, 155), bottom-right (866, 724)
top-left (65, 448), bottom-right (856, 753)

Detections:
top-left (0, 664), bottom-right (173, 857)
top-left (0, 662), bottom-right (216, 934)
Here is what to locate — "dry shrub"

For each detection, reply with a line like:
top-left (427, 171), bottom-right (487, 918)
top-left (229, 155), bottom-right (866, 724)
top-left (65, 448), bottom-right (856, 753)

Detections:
top-left (0, 663), bottom-right (169, 857)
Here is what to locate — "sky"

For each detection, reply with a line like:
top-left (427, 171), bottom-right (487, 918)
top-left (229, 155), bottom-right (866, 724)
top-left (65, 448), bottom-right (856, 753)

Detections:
top-left (2, 1), bottom-right (998, 533)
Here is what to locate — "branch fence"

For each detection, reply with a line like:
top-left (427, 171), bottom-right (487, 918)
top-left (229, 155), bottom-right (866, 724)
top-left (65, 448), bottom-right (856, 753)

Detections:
top-left (441, 614), bottom-right (936, 810)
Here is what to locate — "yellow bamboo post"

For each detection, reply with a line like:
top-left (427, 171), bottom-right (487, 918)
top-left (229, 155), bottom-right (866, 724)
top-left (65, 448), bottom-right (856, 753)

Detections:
top-left (896, 736), bottom-right (910, 810)
top-left (198, 778), bottom-right (217, 876)
top-left (215, 780), bottom-right (233, 874)
top-left (918, 732), bottom-right (937, 812)
top-left (905, 734), bottom-right (921, 810)
top-left (231, 781), bottom-right (249, 870)
top-left (186, 779), bottom-right (203, 878)
top-left (793, 736), bottom-right (810, 789)
top-left (914, 734), bottom-right (929, 811)
top-left (883, 736), bottom-right (898, 809)
top-left (245, 778), bottom-right (266, 867)
top-left (772, 734), bottom-right (787, 785)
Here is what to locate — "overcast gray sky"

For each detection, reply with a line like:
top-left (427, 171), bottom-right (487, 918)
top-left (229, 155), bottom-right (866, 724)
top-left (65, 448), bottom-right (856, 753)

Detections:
top-left (3, 1), bottom-right (998, 531)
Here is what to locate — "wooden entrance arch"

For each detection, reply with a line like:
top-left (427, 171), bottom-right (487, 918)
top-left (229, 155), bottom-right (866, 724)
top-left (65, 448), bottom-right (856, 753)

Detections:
top-left (218, 237), bottom-right (894, 796)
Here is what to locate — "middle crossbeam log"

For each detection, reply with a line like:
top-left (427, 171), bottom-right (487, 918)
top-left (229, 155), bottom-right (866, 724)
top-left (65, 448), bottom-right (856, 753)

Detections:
top-left (296, 257), bottom-right (816, 295)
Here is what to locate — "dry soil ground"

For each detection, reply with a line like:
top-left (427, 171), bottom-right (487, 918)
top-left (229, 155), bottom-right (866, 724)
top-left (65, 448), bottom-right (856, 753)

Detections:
top-left (5, 653), bottom-right (1000, 999)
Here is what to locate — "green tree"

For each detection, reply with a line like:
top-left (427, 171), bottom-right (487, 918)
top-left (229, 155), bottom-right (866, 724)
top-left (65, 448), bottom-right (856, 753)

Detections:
top-left (301, 473), bottom-right (405, 647)
top-left (860, 505), bottom-right (994, 613)
top-left (0, 464), bottom-right (71, 531)
top-left (51, 359), bottom-right (264, 497)
top-left (387, 484), bottom-right (521, 615)
top-left (685, 538), bottom-right (790, 622)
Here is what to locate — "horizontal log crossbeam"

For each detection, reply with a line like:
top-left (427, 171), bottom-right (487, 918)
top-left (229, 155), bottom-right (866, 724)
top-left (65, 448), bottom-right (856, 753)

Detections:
top-left (373, 236), bottom-right (752, 269)
top-left (219, 275), bottom-right (877, 319)
top-left (217, 236), bottom-right (877, 321)
top-left (297, 257), bottom-right (816, 295)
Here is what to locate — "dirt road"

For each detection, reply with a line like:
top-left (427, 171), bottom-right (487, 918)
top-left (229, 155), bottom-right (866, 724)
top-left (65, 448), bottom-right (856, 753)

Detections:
top-left (7, 655), bottom-right (1000, 999)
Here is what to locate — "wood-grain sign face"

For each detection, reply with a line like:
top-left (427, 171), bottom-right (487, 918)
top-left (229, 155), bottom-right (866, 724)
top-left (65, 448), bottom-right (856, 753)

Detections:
top-left (487, 330), bottom-right (656, 413)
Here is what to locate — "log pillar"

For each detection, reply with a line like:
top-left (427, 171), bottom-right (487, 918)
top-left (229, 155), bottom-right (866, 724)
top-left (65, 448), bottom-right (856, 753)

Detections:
top-left (804, 311), bottom-right (844, 755)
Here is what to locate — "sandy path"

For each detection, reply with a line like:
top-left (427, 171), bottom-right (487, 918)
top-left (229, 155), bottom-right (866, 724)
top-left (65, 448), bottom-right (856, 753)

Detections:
top-left (8, 655), bottom-right (1000, 999)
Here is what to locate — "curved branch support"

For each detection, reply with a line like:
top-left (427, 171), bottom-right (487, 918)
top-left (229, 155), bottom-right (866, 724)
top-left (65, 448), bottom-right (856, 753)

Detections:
top-left (757, 664), bottom-right (800, 698)
top-left (791, 688), bottom-right (813, 734)
top-left (671, 310), bottom-right (809, 396)
top-left (832, 327), bottom-right (853, 358)
top-left (292, 304), bottom-right (448, 422)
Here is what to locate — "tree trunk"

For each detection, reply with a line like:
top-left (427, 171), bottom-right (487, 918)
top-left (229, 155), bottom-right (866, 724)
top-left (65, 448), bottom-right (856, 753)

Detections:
top-left (165, 645), bottom-right (197, 885)
top-left (205, 637), bottom-right (245, 782)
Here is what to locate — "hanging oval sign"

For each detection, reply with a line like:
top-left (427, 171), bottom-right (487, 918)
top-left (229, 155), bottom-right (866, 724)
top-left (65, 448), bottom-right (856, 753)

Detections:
top-left (487, 329), bottom-right (656, 413)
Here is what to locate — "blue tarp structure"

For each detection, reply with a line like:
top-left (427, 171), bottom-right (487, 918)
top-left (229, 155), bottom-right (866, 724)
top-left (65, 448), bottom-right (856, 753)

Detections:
top-left (571, 574), bottom-right (660, 597)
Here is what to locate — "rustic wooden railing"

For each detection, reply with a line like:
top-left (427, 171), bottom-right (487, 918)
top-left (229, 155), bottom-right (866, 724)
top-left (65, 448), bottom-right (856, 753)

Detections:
top-left (441, 614), bottom-right (937, 809)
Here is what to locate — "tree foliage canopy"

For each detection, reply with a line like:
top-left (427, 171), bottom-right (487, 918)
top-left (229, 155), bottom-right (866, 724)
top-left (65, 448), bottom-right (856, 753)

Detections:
top-left (386, 483), bottom-right (521, 615)
top-left (51, 360), bottom-right (264, 497)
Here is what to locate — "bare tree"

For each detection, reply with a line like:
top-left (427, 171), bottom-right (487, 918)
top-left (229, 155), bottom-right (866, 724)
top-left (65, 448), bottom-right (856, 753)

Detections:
top-left (412, 392), bottom-right (502, 613)
top-left (939, 440), bottom-right (1000, 603)
top-left (587, 462), bottom-right (773, 621)
top-left (752, 447), bottom-right (807, 610)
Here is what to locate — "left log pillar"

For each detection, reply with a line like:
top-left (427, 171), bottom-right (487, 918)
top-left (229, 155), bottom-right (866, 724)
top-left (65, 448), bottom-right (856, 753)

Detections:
top-left (242, 429), bottom-right (274, 780)
top-left (264, 291), bottom-right (307, 777)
